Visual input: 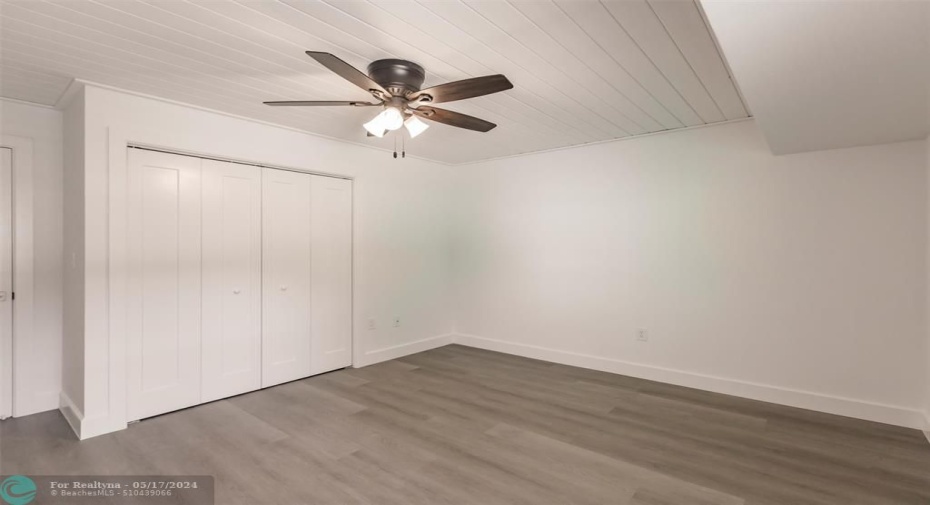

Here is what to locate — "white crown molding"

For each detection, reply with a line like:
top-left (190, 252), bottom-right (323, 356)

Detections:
top-left (0, 96), bottom-right (58, 110)
top-left (453, 117), bottom-right (755, 166)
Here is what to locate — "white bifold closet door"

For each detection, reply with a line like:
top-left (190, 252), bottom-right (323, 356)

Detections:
top-left (200, 160), bottom-right (262, 402)
top-left (310, 175), bottom-right (352, 374)
top-left (261, 168), bottom-right (312, 387)
top-left (127, 150), bottom-right (353, 420)
top-left (127, 150), bottom-right (203, 421)
top-left (261, 171), bottom-right (352, 386)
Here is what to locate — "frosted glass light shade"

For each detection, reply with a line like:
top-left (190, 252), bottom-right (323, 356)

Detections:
top-left (404, 115), bottom-right (430, 138)
top-left (381, 107), bottom-right (404, 131)
top-left (363, 115), bottom-right (386, 137)
top-left (364, 107), bottom-right (405, 137)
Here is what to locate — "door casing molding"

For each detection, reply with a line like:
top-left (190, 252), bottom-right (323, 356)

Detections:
top-left (0, 135), bottom-right (36, 419)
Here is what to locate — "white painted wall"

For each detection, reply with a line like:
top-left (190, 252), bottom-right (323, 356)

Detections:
top-left (452, 120), bottom-right (929, 428)
top-left (0, 99), bottom-right (63, 416)
top-left (61, 89), bottom-right (85, 419)
top-left (63, 84), bottom-right (454, 437)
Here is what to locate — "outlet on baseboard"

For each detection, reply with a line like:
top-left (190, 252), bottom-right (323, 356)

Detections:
top-left (637, 328), bottom-right (649, 342)
top-left (393, 317), bottom-right (401, 328)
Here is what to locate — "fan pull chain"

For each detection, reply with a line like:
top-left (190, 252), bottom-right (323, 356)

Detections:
top-left (402, 133), bottom-right (406, 159)
top-left (393, 133), bottom-right (397, 159)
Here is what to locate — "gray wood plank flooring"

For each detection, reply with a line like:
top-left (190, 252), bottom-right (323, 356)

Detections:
top-left (2, 344), bottom-right (929, 504)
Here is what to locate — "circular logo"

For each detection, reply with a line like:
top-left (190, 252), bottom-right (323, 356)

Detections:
top-left (0, 476), bottom-right (36, 505)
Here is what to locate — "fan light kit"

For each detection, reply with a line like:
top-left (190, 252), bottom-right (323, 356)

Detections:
top-left (265, 52), bottom-right (514, 157)
top-left (363, 107), bottom-right (405, 137)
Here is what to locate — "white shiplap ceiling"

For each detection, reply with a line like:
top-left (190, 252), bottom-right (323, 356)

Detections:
top-left (0, 0), bottom-right (749, 164)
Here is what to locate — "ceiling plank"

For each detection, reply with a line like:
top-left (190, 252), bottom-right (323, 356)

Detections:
top-left (419, 0), bottom-right (632, 139)
top-left (647, 0), bottom-right (748, 120)
top-left (556, 0), bottom-right (703, 127)
top-left (510, 0), bottom-right (683, 130)
top-left (601, 0), bottom-right (726, 124)
top-left (463, 0), bottom-right (654, 135)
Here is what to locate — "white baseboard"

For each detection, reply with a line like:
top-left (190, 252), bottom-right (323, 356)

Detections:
top-left (57, 392), bottom-right (128, 440)
top-left (923, 412), bottom-right (930, 445)
top-left (79, 415), bottom-right (128, 440)
top-left (59, 391), bottom-right (83, 439)
top-left (453, 333), bottom-right (926, 430)
top-left (54, 333), bottom-right (930, 439)
top-left (356, 333), bottom-right (455, 368)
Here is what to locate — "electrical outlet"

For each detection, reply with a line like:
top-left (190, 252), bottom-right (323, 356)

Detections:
top-left (367, 319), bottom-right (376, 330)
top-left (393, 317), bottom-right (401, 328)
top-left (637, 328), bottom-right (648, 342)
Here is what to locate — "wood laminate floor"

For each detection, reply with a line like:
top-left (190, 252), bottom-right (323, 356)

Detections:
top-left (2, 344), bottom-right (929, 504)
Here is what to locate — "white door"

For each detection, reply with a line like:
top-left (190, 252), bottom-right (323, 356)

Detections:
top-left (310, 175), bottom-right (352, 374)
top-left (261, 168), bottom-right (312, 387)
top-left (127, 150), bottom-right (202, 421)
top-left (0, 148), bottom-right (12, 419)
top-left (201, 160), bottom-right (262, 402)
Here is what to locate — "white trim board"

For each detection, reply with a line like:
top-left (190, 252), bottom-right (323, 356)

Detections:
top-left (59, 391), bottom-right (83, 439)
top-left (356, 333), bottom-right (455, 368)
top-left (453, 117), bottom-right (754, 167)
top-left (126, 145), bottom-right (353, 181)
top-left (59, 390), bottom-right (126, 440)
top-left (0, 96), bottom-right (58, 111)
top-left (0, 135), bottom-right (48, 418)
top-left (924, 412), bottom-right (930, 445)
top-left (0, 147), bottom-right (10, 420)
top-left (453, 334), bottom-right (926, 430)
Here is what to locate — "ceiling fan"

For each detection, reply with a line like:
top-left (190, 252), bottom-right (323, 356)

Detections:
top-left (264, 51), bottom-right (514, 139)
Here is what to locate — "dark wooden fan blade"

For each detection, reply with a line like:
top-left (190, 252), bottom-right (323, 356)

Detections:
top-left (409, 74), bottom-right (512, 104)
top-left (305, 51), bottom-right (390, 98)
top-left (264, 100), bottom-right (379, 106)
top-left (411, 106), bottom-right (497, 132)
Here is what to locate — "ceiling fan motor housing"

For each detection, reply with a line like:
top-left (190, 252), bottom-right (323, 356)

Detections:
top-left (367, 59), bottom-right (426, 97)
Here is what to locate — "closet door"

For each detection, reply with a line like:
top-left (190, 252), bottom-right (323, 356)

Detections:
top-left (310, 176), bottom-right (352, 374)
top-left (127, 150), bottom-right (202, 421)
top-left (261, 168), bottom-right (312, 387)
top-left (201, 160), bottom-right (262, 402)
